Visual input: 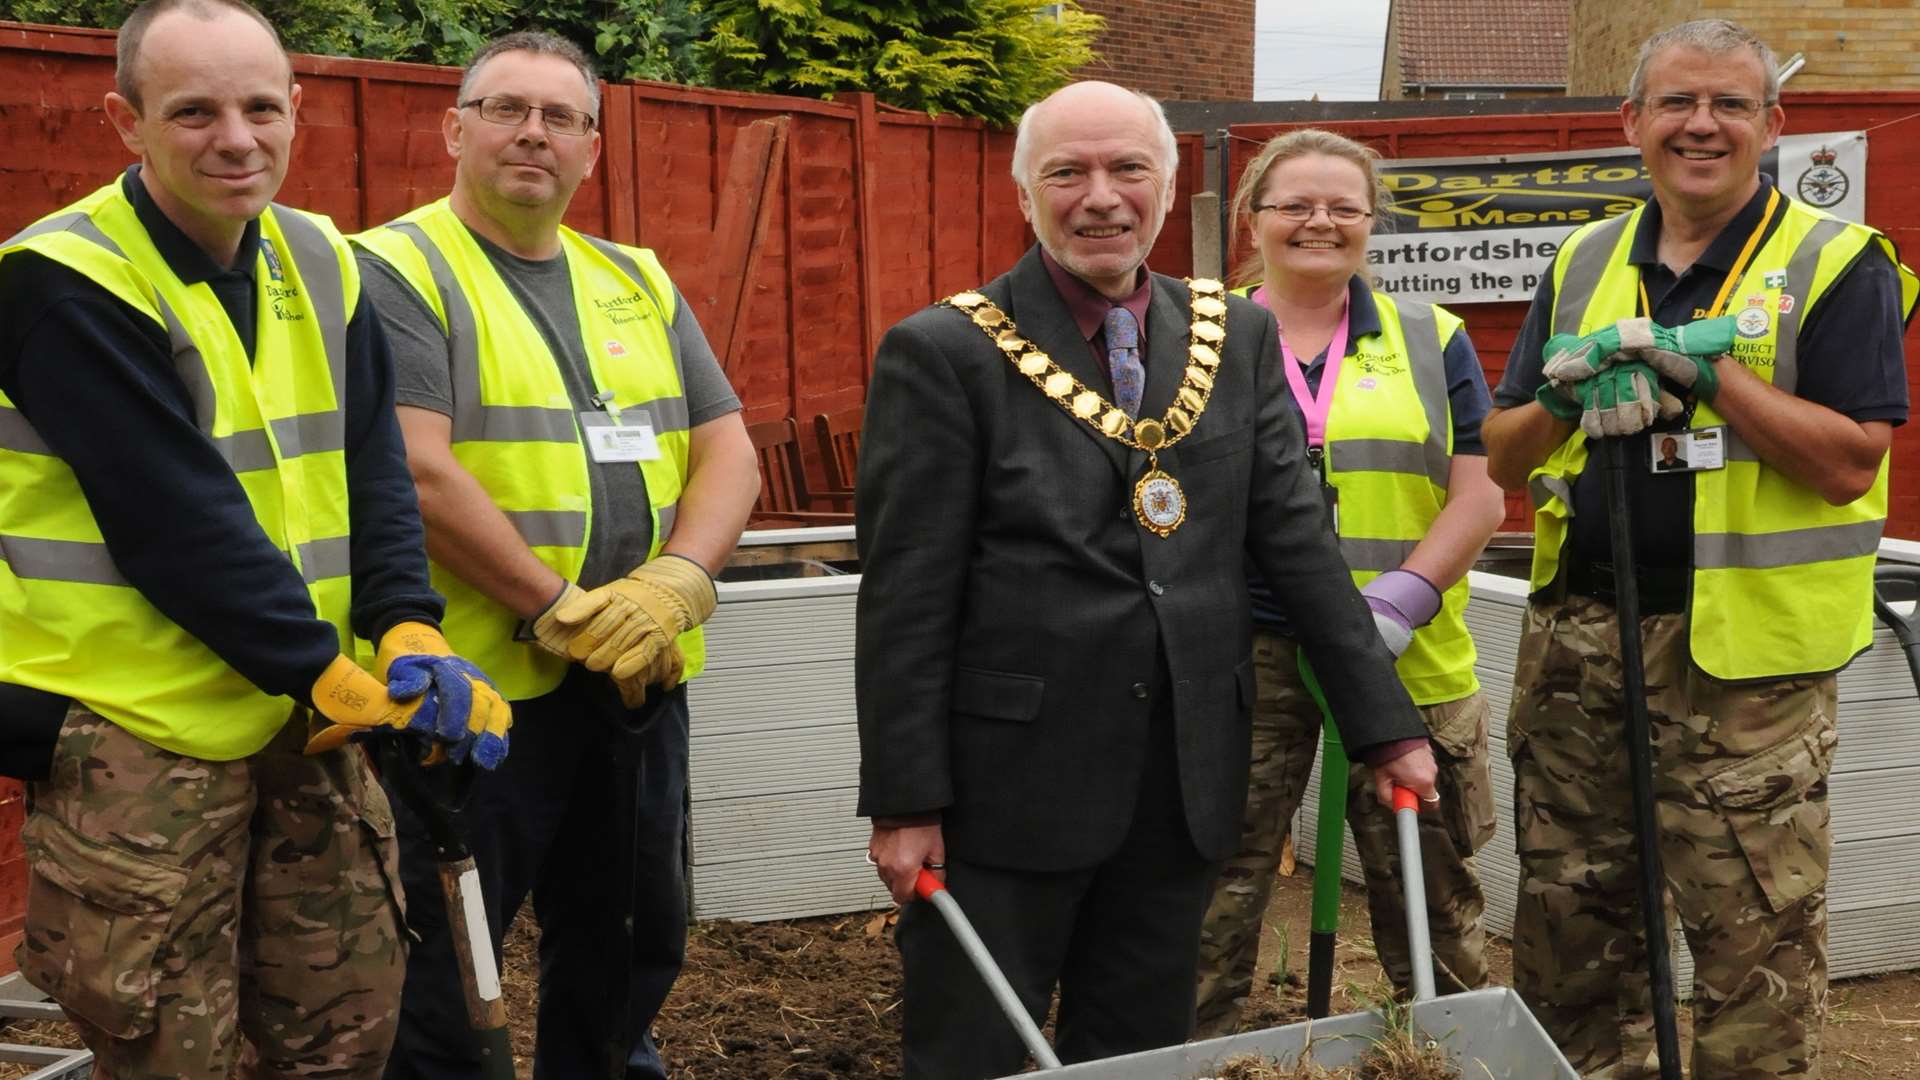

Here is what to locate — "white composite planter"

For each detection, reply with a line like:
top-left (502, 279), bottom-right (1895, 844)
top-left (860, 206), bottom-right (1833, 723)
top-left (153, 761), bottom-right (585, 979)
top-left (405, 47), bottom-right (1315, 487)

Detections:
top-left (1295, 549), bottom-right (1920, 984)
top-left (685, 527), bottom-right (889, 922)
top-left (689, 526), bottom-right (1920, 987)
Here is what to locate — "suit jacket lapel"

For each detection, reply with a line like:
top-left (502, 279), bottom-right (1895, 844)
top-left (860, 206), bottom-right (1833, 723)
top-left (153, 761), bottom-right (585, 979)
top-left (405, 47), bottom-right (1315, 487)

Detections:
top-left (1139, 274), bottom-right (1189, 423)
top-left (1003, 250), bottom-right (1128, 477)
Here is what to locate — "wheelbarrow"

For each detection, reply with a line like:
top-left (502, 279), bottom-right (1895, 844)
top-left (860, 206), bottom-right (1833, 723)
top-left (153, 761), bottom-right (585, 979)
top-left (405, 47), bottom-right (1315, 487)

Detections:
top-left (913, 714), bottom-right (1577, 1076)
top-left (1873, 563), bottom-right (1920, 692)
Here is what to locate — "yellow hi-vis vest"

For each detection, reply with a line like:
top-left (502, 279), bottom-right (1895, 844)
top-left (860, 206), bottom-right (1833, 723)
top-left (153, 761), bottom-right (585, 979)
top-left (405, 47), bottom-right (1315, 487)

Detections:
top-left (1237, 284), bottom-right (1479, 705)
top-left (0, 181), bottom-right (357, 760)
top-left (352, 199), bottom-right (703, 702)
top-left (1529, 196), bottom-right (1919, 680)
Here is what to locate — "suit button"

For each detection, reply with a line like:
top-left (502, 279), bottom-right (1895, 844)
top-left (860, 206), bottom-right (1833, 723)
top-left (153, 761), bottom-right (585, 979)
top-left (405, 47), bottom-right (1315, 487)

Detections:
top-left (1131, 682), bottom-right (1149, 699)
top-left (1148, 580), bottom-right (1166, 596)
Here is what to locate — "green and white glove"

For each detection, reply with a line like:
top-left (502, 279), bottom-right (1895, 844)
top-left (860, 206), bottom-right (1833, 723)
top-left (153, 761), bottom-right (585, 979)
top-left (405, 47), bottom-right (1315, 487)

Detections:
top-left (1541, 324), bottom-right (1629, 384)
top-left (1623, 315), bottom-right (1737, 402)
top-left (1575, 360), bottom-right (1684, 439)
top-left (1535, 379), bottom-right (1583, 422)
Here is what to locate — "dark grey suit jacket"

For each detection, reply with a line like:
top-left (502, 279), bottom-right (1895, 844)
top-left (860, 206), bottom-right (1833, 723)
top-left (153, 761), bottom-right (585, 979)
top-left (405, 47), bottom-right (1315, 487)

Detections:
top-left (855, 247), bottom-right (1424, 872)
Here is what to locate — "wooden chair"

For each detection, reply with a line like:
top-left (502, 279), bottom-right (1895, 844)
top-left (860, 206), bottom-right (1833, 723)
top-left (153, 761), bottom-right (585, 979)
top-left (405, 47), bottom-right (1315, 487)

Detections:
top-left (746, 418), bottom-right (853, 527)
top-left (812, 407), bottom-right (863, 496)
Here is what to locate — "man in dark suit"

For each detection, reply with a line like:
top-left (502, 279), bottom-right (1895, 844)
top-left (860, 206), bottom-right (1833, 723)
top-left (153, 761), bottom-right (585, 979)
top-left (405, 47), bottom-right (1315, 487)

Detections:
top-left (855, 81), bottom-right (1438, 1079)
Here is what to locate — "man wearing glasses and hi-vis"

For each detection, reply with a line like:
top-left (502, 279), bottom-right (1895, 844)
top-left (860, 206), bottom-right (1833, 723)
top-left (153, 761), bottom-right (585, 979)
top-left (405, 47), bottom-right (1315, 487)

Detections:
top-left (353, 30), bottom-right (759, 1080)
top-left (1484, 18), bottom-right (1916, 1079)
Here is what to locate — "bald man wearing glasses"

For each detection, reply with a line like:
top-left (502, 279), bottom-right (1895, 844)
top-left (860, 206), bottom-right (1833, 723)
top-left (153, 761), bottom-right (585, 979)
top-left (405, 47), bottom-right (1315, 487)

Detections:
top-left (352, 30), bottom-right (759, 1080)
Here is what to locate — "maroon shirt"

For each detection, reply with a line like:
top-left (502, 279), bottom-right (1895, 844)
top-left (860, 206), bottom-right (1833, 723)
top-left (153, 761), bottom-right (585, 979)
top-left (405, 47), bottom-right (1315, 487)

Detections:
top-left (1040, 249), bottom-right (1151, 369)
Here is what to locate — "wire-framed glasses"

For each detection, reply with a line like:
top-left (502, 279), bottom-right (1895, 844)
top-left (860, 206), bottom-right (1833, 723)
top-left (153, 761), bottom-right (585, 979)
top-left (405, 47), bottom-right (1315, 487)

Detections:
top-left (460, 96), bottom-right (596, 136)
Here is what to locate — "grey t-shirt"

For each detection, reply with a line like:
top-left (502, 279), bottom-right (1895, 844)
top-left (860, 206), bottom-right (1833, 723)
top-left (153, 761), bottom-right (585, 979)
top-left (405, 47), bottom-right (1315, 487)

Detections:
top-left (358, 230), bottom-right (741, 590)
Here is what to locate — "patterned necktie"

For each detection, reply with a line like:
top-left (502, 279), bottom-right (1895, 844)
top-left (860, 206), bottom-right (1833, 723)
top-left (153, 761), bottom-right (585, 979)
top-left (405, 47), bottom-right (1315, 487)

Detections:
top-left (1104, 305), bottom-right (1144, 418)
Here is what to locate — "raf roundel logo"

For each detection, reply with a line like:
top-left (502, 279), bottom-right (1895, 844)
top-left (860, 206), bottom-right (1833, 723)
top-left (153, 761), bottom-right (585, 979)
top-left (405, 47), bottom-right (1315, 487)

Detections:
top-left (1736, 305), bottom-right (1771, 339)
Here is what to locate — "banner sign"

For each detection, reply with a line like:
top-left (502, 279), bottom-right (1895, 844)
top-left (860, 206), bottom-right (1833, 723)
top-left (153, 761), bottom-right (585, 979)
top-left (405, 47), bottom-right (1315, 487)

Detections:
top-left (1367, 131), bottom-right (1868, 305)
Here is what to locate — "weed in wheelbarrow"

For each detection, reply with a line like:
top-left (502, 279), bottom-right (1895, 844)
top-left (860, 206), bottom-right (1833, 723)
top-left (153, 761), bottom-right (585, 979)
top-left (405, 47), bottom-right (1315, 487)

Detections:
top-left (1194, 1007), bottom-right (1458, 1080)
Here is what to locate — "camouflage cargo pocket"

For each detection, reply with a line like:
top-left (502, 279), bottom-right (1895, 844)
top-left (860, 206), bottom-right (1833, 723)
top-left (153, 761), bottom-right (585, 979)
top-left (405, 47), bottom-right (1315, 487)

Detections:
top-left (1702, 715), bottom-right (1837, 914)
top-left (15, 812), bottom-right (187, 1038)
top-left (1424, 692), bottom-right (1497, 853)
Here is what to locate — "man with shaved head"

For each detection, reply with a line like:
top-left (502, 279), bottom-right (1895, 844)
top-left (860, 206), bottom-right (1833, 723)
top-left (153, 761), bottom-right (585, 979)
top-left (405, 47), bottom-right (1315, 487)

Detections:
top-left (0, 0), bottom-right (511, 1075)
top-left (855, 79), bottom-right (1438, 1078)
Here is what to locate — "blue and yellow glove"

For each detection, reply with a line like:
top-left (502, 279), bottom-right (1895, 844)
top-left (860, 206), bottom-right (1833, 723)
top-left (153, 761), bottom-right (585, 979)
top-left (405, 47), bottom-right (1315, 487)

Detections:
top-left (376, 622), bottom-right (512, 769)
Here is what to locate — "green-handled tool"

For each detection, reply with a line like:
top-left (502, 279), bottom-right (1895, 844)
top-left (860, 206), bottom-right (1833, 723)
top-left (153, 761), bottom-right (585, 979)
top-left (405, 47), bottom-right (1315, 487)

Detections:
top-left (1298, 654), bottom-right (1348, 1020)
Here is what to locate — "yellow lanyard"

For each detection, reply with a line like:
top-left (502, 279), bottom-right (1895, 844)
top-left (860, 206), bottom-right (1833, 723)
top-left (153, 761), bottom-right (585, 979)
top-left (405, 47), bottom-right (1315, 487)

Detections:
top-left (1637, 187), bottom-right (1782, 320)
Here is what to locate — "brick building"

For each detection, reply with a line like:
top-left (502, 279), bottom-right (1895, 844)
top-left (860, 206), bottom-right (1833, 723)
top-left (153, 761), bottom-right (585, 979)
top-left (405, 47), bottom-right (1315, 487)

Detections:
top-left (1380, 0), bottom-right (1570, 100)
top-left (1070, 0), bottom-right (1255, 101)
top-left (1568, 0), bottom-right (1920, 95)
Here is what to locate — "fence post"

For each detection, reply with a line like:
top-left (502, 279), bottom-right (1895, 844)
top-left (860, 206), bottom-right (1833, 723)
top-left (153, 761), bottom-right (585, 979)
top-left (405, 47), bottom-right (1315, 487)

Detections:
top-left (848, 91), bottom-right (884, 378)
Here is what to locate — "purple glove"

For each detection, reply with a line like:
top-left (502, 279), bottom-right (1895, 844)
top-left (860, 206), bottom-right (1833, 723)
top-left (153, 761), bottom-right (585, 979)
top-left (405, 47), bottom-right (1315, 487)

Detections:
top-left (1360, 569), bottom-right (1443, 659)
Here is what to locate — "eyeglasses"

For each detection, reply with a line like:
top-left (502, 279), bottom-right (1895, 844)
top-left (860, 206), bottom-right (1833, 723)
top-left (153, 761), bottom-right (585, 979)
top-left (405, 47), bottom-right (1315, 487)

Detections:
top-left (1252, 202), bottom-right (1372, 225)
top-left (1644, 94), bottom-right (1771, 121)
top-left (460, 96), bottom-right (596, 136)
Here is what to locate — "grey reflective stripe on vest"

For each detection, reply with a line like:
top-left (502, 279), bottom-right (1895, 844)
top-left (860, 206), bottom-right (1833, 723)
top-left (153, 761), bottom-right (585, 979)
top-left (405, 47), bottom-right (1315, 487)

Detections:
top-left (1694, 518), bottom-right (1883, 571)
top-left (1771, 217), bottom-right (1848, 396)
top-left (1530, 473), bottom-right (1572, 512)
top-left (267, 206), bottom-right (350, 461)
top-left (578, 234), bottom-right (689, 394)
top-left (212, 429), bottom-right (278, 473)
top-left (0, 535), bottom-right (125, 585)
top-left (386, 221), bottom-right (490, 442)
top-left (1336, 439), bottom-right (1432, 475)
top-left (580, 398), bottom-right (691, 437)
top-left (1552, 212), bottom-right (1636, 335)
top-left (296, 536), bottom-right (353, 582)
top-left (0, 407), bottom-right (49, 455)
top-left (1340, 536), bottom-right (1420, 573)
top-left (5, 210), bottom-right (91, 246)
top-left (1396, 299), bottom-right (1451, 490)
top-left (506, 510), bottom-right (589, 549)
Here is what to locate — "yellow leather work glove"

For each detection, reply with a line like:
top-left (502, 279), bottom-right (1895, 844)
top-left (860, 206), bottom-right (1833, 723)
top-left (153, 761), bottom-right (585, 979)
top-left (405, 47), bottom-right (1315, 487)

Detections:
top-left (553, 555), bottom-right (716, 680)
top-left (366, 622), bottom-right (514, 769)
top-left (610, 642), bottom-right (687, 709)
top-left (527, 581), bottom-right (587, 658)
top-left (304, 654), bottom-right (429, 755)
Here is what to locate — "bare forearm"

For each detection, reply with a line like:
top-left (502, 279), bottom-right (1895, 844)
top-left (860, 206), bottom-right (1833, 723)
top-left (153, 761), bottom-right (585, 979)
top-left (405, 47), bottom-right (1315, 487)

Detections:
top-left (1711, 360), bottom-right (1891, 505)
top-left (413, 462), bottom-right (567, 619)
top-left (1483, 403), bottom-right (1576, 493)
top-left (660, 412), bottom-right (760, 576)
top-left (1401, 455), bottom-right (1506, 590)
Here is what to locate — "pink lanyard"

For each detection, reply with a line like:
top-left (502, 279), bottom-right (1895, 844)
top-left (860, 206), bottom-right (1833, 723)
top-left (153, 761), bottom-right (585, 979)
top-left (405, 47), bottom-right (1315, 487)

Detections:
top-left (1254, 286), bottom-right (1350, 449)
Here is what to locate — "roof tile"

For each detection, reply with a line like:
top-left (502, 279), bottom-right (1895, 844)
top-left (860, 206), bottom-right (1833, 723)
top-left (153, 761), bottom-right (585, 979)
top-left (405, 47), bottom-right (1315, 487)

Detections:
top-left (1396, 0), bottom-right (1570, 89)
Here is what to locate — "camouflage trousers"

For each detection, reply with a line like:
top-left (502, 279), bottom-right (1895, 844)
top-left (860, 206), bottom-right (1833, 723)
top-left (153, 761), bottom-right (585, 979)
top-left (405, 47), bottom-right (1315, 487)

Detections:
top-left (16, 706), bottom-right (408, 1080)
top-left (1195, 632), bottom-right (1497, 1037)
top-left (1510, 597), bottom-right (1836, 1079)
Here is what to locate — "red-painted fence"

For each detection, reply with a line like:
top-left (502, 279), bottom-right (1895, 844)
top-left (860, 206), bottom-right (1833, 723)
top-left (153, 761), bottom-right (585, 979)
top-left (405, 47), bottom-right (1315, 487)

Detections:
top-left (1227, 97), bottom-right (1920, 535)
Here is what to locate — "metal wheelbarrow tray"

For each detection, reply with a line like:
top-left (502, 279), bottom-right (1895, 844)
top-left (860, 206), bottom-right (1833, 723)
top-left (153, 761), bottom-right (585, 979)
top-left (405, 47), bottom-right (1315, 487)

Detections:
top-left (1009, 986), bottom-right (1572, 1078)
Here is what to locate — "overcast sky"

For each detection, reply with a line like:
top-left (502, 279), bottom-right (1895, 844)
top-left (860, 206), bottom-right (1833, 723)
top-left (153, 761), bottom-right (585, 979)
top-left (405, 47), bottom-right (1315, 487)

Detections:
top-left (1253, 0), bottom-right (1391, 101)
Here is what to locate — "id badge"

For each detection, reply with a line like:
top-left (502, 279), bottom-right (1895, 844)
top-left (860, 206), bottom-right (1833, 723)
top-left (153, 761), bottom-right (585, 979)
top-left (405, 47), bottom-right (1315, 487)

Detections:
top-left (581, 411), bottom-right (660, 463)
top-left (1649, 426), bottom-right (1725, 474)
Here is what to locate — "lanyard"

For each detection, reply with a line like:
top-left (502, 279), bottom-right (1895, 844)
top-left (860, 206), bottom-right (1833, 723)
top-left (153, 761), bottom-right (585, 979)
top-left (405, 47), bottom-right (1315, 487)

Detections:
top-left (1636, 186), bottom-right (1782, 320)
top-left (1258, 286), bottom-right (1351, 450)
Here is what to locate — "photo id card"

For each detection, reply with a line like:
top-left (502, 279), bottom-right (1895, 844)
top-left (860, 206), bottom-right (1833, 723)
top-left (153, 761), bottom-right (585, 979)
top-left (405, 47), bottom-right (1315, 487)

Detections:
top-left (1649, 426), bottom-right (1725, 474)
top-left (581, 411), bottom-right (660, 463)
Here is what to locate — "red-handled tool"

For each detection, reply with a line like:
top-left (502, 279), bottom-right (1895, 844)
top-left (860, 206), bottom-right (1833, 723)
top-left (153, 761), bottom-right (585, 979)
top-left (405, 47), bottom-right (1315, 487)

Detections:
top-left (914, 869), bottom-right (1064, 1070)
top-left (1391, 785), bottom-right (1437, 1003)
